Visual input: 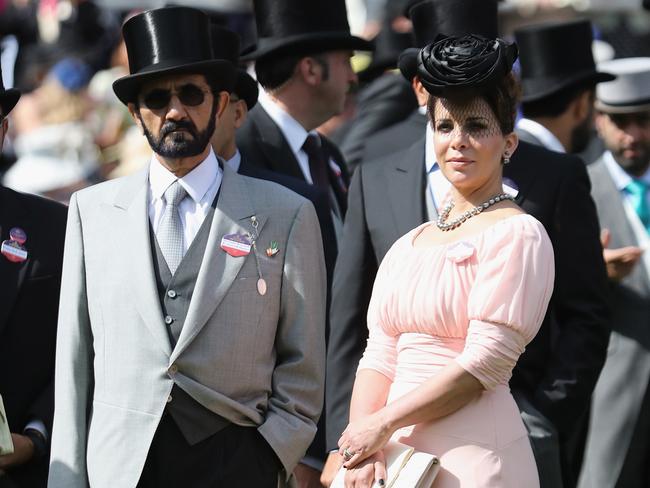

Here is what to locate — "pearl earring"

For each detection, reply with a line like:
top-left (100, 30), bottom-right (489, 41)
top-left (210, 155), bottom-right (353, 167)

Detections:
top-left (502, 153), bottom-right (510, 165)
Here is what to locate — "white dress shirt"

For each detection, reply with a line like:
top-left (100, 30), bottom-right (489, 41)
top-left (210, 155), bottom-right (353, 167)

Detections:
top-left (258, 89), bottom-right (342, 183)
top-left (517, 117), bottom-right (566, 153)
top-left (148, 148), bottom-right (222, 254)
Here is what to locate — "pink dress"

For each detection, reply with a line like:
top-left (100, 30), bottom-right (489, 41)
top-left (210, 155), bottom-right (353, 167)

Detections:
top-left (358, 214), bottom-right (555, 487)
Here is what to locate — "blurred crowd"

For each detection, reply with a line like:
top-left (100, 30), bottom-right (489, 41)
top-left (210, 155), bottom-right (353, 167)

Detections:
top-left (0, 0), bottom-right (648, 204)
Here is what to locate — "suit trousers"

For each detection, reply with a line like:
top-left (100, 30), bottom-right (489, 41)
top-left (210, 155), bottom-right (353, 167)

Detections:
top-left (137, 414), bottom-right (281, 488)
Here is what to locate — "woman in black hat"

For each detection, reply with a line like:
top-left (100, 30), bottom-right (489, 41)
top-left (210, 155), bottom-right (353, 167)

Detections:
top-left (335, 35), bottom-right (554, 487)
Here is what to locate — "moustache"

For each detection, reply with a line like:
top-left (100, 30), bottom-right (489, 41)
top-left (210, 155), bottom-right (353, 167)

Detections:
top-left (160, 120), bottom-right (197, 138)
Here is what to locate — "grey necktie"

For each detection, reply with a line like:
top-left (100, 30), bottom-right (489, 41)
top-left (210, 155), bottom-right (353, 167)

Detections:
top-left (157, 180), bottom-right (187, 274)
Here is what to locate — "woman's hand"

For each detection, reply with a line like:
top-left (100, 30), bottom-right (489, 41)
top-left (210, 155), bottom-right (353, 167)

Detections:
top-left (343, 450), bottom-right (387, 488)
top-left (338, 410), bottom-right (393, 468)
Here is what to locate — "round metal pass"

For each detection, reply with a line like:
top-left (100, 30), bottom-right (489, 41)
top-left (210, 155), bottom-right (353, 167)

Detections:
top-left (257, 278), bottom-right (267, 296)
top-left (9, 227), bottom-right (27, 245)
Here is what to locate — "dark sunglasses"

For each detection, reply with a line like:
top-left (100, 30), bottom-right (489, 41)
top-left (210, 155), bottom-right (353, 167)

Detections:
top-left (141, 84), bottom-right (212, 110)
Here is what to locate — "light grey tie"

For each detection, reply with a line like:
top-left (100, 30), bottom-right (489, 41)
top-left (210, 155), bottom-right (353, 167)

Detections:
top-left (157, 180), bottom-right (187, 274)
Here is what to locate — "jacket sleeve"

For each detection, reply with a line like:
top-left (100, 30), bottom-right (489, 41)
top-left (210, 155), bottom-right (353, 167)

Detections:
top-left (48, 193), bottom-right (93, 488)
top-left (532, 158), bottom-right (611, 434)
top-left (325, 166), bottom-right (378, 451)
top-left (258, 200), bottom-right (327, 477)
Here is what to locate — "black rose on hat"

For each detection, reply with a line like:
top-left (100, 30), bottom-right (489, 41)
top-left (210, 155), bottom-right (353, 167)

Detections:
top-left (417, 35), bottom-right (517, 96)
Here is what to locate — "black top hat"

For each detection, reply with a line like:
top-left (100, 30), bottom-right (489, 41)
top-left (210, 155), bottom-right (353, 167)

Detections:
top-left (112, 7), bottom-right (236, 105)
top-left (242, 0), bottom-right (373, 61)
top-left (0, 73), bottom-right (20, 117)
top-left (515, 20), bottom-right (615, 103)
top-left (210, 26), bottom-right (258, 110)
top-left (358, 25), bottom-right (413, 83)
top-left (398, 0), bottom-right (498, 81)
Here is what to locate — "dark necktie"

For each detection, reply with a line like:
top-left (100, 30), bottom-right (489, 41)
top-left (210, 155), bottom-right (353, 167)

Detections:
top-left (302, 134), bottom-right (331, 190)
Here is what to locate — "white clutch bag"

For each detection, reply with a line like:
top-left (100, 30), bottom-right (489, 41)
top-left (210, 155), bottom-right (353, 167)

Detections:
top-left (331, 441), bottom-right (440, 488)
top-left (0, 394), bottom-right (14, 455)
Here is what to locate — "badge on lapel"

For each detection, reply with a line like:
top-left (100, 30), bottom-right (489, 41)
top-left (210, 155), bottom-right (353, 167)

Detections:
top-left (220, 233), bottom-right (252, 257)
top-left (266, 241), bottom-right (279, 257)
top-left (221, 216), bottom-right (270, 296)
top-left (1, 227), bottom-right (28, 263)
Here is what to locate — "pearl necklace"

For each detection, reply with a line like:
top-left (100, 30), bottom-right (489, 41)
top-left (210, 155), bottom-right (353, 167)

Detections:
top-left (436, 193), bottom-right (515, 232)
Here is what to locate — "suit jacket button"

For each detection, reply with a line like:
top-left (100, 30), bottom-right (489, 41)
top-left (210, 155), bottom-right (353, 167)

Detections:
top-left (169, 364), bottom-right (178, 375)
top-left (164, 315), bottom-right (173, 325)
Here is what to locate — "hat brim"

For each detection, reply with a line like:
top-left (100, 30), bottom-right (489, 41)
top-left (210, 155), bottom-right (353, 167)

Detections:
top-left (241, 32), bottom-right (373, 61)
top-left (0, 89), bottom-right (21, 116)
top-left (113, 59), bottom-right (236, 105)
top-left (521, 70), bottom-right (616, 103)
top-left (594, 99), bottom-right (650, 114)
top-left (236, 70), bottom-right (258, 110)
top-left (397, 48), bottom-right (420, 81)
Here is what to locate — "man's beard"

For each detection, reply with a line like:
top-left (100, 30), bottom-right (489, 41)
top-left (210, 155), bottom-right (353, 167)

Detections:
top-left (613, 143), bottom-right (650, 176)
top-left (570, 114), bottom-right (593, 154)
top-left (140, 101), bottom-right (218, 158)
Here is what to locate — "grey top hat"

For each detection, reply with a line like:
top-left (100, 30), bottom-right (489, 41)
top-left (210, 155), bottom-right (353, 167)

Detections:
top-left (595, 57), bottom-right (650, 114)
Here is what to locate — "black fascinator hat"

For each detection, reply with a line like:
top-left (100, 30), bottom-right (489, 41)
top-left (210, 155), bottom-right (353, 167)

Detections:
top-left (417, 35), bottom-right (518, 97)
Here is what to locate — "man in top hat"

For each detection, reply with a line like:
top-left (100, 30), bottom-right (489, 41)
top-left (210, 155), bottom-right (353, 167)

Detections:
top-left (578, 57), bottom-right (650, 488)
top-left (0, 60), bottom-right (66, 488)
top-left (335, 0), bottom-right (418, 173)
top-left (515, 20), bottom-right (615, 155)
top-left (209, 25), bottom-right (338, 310)
top-left (237, 0), bottom-right (370, 481)
top-left (323, 2), bottom-right (610, 487)
top-left (48, 7), bottom-right (326, 488)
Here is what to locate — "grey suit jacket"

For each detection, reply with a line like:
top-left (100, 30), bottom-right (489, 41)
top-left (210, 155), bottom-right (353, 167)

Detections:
top-left (48, 164), bottom-right (326, 487)
top-left (578, 156), bottom-right (650, 488)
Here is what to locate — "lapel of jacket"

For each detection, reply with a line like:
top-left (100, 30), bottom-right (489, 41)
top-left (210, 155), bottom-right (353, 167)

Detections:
top-left (590, 158), bottom-right (650, 292)
top-left (113, 169), bottom-right (172, 357)
top-left (0, 188), bottom-right (31, 337)
top-left (170, 165), bottom-right (267, 363)
top-left (250, 106), bottom-right (305, 181)
top-left (384, 138), bottom-right (427, 237)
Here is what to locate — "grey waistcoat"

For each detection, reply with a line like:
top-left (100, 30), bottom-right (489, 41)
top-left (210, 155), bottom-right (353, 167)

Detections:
top-left (150, 194), bottom-right (230, 445)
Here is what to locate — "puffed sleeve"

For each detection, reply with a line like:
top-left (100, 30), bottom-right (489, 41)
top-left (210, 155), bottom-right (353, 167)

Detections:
top-left (455, 217), bottom-right (555, 390)
top-left (356, 239), bottom-right (401, 381)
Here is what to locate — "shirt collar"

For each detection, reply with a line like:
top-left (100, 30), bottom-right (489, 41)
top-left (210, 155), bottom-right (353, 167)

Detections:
top-left (517, 118), bottom-right (566, 153)
top-left (225, 149), bottom-right (242, 173)
top-left (149, 147), bottom-right (220, 204)
top-left (258, 89), bottom-right (311, 156)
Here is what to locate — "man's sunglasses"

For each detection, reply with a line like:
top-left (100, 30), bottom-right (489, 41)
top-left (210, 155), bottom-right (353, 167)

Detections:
top-left (141, 84), bottom-right (212, 110)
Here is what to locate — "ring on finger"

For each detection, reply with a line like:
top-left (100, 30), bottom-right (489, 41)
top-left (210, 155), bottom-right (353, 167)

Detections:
top-left (343, 448), bottom-right (355, 461)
